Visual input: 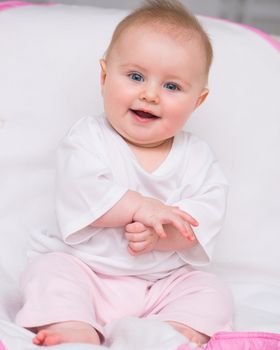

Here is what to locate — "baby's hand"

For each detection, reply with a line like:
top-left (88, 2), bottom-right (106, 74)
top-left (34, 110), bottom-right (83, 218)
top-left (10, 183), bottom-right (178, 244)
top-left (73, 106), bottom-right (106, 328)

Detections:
top-left (133, 197), bottom-right (198, 239)
top-left (124, 222), bottom-right (159, 256)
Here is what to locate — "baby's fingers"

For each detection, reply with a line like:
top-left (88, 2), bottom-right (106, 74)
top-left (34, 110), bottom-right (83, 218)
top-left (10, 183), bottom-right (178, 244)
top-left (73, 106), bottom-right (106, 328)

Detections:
top-left (128, 240), bottom-right (149, 254)
top-left (174, 209), bottom-right (199, 227)
top-left (125, 221), bottom-right (146, 233)
top-left (152, 222), bottom-right (167, 238)
top-left (169, 218), bottom-right (196, 240)
top-left (128, 246), bottom-right (148, 256)
top-left (124, 231), bottom-right (148, 242)
top-left (183, 225), bottom-right (197, 241)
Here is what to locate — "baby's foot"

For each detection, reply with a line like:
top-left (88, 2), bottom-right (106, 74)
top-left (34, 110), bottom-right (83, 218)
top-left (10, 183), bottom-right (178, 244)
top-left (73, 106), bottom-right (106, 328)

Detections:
top-left (32, 321), bottom-right (100, 346)
top-left (177, 343), bottom-right (207, 350)
top-left (167, 321), bottom-right (209, 348)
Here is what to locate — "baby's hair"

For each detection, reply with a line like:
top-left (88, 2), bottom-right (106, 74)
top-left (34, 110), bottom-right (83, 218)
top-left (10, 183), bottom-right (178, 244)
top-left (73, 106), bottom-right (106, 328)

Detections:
top-left (105, 0), bottom-right (213, 75)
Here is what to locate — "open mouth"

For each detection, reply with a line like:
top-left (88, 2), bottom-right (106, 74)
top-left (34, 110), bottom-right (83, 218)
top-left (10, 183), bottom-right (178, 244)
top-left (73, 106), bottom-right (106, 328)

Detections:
top-left (131, 109), bottom-right (159, 120)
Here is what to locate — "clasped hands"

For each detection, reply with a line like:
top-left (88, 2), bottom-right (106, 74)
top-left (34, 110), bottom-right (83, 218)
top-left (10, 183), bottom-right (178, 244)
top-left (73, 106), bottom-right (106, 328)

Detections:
top-left (124, 197), bottom-right (199, 256)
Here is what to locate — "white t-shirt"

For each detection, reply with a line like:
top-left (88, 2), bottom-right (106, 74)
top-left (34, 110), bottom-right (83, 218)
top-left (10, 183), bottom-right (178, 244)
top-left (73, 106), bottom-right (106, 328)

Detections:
top-left (30, 114), bottom-right (228, 279)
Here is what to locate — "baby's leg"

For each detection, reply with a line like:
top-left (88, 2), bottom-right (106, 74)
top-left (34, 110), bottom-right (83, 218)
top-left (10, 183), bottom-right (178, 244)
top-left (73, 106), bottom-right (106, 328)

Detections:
top-left (15, 253), bottom-right (105, 345)
top-left (144, 267), bottom-right (233, 348)
top-left (32, 321), bottom-right (100, 346)
top-left (167, 321), bottom-right (209, 346)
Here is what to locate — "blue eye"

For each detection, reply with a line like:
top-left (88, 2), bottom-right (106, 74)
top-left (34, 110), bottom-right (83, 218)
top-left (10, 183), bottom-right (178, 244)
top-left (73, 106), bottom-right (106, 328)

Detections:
top-left (164, 82), bottom-right (180, 91)
top-left (129, 72), bottom-right (144, 82)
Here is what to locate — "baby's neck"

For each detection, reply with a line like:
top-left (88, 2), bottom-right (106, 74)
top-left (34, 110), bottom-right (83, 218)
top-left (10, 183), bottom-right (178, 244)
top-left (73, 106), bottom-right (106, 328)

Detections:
top-left (126, 137), bottom-right (173, 173)
top-left (124, 137), bottom-right (173, 149)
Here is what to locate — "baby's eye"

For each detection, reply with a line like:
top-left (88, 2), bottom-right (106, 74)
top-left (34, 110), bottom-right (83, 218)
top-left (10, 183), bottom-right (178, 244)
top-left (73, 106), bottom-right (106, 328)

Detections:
top-left (164, 82), bottom-right (180, 91)
top-left (129, 72), bottom-right (144, 82)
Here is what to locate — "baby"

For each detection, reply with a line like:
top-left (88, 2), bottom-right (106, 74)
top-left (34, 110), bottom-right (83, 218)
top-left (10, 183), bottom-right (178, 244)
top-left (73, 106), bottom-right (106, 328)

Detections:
top-left (15, 0), bottom-right (233, 347)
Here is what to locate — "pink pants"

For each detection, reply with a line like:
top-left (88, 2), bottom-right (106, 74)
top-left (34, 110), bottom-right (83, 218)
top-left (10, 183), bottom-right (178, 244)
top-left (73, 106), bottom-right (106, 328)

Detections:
top-left (15, 252), bottom-right (233, 338)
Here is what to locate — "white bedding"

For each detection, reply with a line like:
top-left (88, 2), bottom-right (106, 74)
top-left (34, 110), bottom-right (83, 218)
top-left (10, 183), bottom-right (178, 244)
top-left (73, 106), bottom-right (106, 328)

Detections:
top-left (0, 317), bottom-right (185, 350)
top-left (0, 3), bottom-right (280, 349)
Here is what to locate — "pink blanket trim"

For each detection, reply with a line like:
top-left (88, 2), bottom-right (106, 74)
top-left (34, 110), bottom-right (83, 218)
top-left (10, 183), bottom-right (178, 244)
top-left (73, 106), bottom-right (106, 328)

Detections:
top-left (0, 1), bottom-right (52, 11)
top-left (212, 17), bottom-right (280, 52)
top-left (177, 331), bottom-right (280, 350)
top-left (0, 1), bottom-right (33, 10)
top-left (238, 23), bottom-right (280, 52)
top-left (0, 341), bottom-right (7, 350)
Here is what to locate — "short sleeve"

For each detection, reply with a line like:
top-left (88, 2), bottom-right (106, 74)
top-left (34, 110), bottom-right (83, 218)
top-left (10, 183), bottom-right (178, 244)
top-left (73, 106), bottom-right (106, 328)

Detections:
top-left (173, 137), bottom-right (228, 266)
top-left (55, 117), bottom-right (128, 244)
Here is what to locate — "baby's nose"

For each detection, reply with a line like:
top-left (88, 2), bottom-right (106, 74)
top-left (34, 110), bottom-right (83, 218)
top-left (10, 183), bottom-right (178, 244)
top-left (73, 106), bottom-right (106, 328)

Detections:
top-left (139, 84), bottom-right (160, 104)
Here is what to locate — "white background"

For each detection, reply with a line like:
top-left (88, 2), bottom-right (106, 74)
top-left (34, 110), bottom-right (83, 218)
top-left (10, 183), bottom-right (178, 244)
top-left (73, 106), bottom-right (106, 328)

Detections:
top-left (7, 0), bottom-right (280, 35)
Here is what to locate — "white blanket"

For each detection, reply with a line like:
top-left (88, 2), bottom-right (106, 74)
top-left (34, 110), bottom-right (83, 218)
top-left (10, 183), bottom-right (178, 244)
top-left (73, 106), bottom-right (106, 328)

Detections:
top-left (0, 317), bottom-right (185, 350)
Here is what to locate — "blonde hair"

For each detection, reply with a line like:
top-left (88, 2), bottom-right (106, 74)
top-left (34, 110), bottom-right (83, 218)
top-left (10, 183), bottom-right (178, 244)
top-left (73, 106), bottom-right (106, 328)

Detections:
top-left (105, 0), bottom-right (213, 75)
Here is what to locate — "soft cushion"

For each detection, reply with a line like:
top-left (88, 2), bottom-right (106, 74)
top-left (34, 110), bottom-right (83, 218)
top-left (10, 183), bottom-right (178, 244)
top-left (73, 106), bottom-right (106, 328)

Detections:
top-left (0, 3), bottom-right (279, 331)
top-left (177, 331), bottom-right (280, 350)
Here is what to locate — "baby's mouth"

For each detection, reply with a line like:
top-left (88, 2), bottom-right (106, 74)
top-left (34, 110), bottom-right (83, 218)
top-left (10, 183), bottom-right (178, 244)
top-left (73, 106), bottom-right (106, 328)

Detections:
top-left (130, 109), bottom-right (159, 120)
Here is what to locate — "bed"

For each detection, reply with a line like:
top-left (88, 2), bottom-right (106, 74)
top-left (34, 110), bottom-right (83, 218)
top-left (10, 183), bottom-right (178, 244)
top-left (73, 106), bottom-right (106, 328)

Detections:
top-left (0, 2), bottom-right (280, 349)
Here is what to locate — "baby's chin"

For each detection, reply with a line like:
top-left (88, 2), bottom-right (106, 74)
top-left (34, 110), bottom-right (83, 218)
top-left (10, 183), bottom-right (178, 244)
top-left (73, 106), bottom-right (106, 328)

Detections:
top-left (121, 135), bottom-right (173, 149)
top-left (108, 122), bottom-right (173, 148)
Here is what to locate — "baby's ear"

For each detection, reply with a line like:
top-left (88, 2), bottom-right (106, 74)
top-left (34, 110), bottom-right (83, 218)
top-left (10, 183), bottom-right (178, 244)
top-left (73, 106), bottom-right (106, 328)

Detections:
top-left (195, 88), bottom-right (209, 108)
top-left (100, 58), bottom-right (107, 86)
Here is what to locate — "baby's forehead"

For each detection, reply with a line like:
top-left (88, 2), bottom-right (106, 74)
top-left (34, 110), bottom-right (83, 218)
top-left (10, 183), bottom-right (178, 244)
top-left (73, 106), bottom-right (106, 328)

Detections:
top-left (109, 21), bottom-right (201, 55)
top-left (123, 21), bottom-right (195, 41)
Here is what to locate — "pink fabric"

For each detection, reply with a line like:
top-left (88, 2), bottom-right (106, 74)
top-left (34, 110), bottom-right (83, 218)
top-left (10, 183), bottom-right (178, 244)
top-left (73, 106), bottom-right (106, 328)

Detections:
top-left (237, 23), bottom-right (280, 52)
top-left (0, 341), bottom-right (7, 350)
top-left (211, 17), bottom-right (280, 52)
top-left (0, 1), bottom-right (53, 11)
top-left (0, 1), bottom-right (33, 11)
top-left (15, 252), bottom-right (232, 338)
top-left (177, 331), bottom-right (280, 350)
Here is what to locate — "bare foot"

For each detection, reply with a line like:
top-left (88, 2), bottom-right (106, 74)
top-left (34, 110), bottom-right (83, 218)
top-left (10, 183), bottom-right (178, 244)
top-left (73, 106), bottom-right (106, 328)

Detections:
top-left (32, 321), bottom-right (101, 346)
top-left (167, 321), bottom-right (209, 347)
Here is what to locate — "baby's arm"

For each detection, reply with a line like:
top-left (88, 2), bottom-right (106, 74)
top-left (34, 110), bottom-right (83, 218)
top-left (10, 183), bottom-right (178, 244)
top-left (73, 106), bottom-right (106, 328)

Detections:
top-left (91, 190), bottom-right (198, 238)
top-left (125, 222), bottom-right (198, 256)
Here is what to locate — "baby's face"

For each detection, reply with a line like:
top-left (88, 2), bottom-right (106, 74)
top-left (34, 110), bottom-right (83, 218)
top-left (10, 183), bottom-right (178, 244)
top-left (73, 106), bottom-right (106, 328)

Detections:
top-left (100, 25), bottom-right (208, 147)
